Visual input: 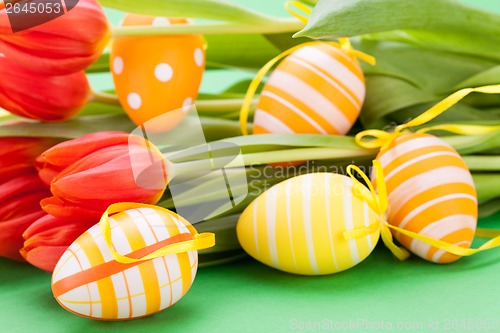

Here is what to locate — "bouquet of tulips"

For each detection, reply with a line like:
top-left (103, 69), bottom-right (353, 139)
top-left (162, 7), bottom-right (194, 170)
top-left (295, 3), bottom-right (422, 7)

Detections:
top-left (1, 0), bottom-right (500, 275)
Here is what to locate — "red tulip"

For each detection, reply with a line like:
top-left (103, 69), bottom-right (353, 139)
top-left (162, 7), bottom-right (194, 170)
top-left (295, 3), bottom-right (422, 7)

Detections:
top-left (0, 56), bottom-right (91, 121)
top-left (21, 214), bottom-right (92, 272)
top-left (0, 136), bottom-right (58, 182)
top-left (0, 136), bottom-right (60, 261)
top-left (0, 174), bottom-right (51, 261)
top-left (37, 131), bottom-right (168, 220)
top-left (0, 0), bottom-right (111, 75)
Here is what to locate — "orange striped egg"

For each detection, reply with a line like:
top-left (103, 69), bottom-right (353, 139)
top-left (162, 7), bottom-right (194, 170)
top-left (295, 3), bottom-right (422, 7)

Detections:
top-left (375, 133), bottom-right (477, 264)
top-left (111, 14), bottom-right (205, 132)
top-left (253, 43), bottom-right (365, 135)
top-left (237, 173), bottom-right (380, 275)
top-left (51, 206), bottom-right (199, 320)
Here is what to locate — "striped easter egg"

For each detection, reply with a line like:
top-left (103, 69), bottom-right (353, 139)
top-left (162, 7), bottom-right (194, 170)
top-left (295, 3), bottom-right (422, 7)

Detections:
top-left (51, 206), bottom-right (199, 320)
top-left (237, 173), bottom-right (380, 275)
top-left (375, 133), bottom-right (477, 264)
top-left (111, 14), bottom-right (205, 132)
top-left (253, 43), bottom-right (365, 135)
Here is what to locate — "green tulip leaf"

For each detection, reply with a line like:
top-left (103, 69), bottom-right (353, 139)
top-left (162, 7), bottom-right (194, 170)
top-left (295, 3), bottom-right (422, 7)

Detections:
top-left (205, 33), bottom-right (280, 69)
top-left (298, 0), bottom-right (499, 37)
top-left (100, 0), bottom-right (276, 25)
top-left (360, 75), bottom-right (436, 129)
top-left (297, 0), bottom-right (500, 63)
top-left (0, 114), bottom-right (136, 139)
top-left (453, 65), bottom-right (500, 90)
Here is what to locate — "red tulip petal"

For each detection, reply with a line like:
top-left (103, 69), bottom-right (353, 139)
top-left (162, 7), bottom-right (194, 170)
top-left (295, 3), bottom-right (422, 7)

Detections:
top-left (0, 0), bottom-right (111, 75)
top-left (40, 196), bottom-right (104, 220)
top-left (22, 246), bottom-right (68, 272)
top-left (0, 57), bottom-right (90, 121)
top-left (37, 132), bottom-right (129, 169)
top-left (0, 173), bottom-right (48, 201)
top-left (23, 215), bottom-right (92, 249)
top-left (0, 210), bottom-right (46, 261)
top-left (0, 136), bottom-right (58, 182)
top-left (50, 155), bottom-right (164, 205)
top-left (22, 214), bottom-right (95, 272)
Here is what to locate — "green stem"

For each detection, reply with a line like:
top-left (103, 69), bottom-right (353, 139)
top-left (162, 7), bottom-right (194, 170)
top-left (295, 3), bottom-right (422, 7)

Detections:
top-left (91, 91), bottom-right (120, 106)
top-left (463, 156), bottom-right (500, 171)
top-left (112, 19), bottom-right (305, 37)
top-left (169, 147), bottom-right (375, 178)
top-left (194, 98), bottom-right (257, 113)
top-left (91, 90), bottom-right (257, 114)
top-left (473, 174), bottom-right (500, 203)
top-left (442, 131), bottom-right (500, 155)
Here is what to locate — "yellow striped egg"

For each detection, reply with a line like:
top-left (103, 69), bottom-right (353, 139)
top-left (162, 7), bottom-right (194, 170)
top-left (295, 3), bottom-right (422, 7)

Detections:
top-left (375, 133), bottom-right (477, 264)
top-left (237, 173), bottom-right (380, 275)
top-left (51, 206), bottom-right (199, 320)
top-left (253, 43), bottom-right (365, 135)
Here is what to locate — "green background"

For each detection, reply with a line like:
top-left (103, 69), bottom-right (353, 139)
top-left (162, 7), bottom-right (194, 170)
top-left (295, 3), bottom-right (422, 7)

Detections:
top-left (2, 1), bottom-right (500, 332)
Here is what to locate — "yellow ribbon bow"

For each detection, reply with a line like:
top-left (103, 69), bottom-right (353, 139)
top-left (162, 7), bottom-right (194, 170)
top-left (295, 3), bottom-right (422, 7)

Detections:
top-left (344, 160), bottom-right (410, 260)
top-left (100, 203), bottom-right (215, 264)
top-left (356, 85), bottom-right (500, 151)
top-left (344, 161), bottom-right (500, 260)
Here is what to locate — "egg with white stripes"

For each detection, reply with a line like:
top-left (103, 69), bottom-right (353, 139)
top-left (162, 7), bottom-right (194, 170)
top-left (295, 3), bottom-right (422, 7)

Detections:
top-left (253, 43), bottom-right (365, 135)
top-left (375, 133), bottom-right (477, 264)
top-left (111, 14), bottom-right (205, 132)
top-left (237, 173), bottom-right (380, 275)
top-left (51, 206), bottom-right (200, 320)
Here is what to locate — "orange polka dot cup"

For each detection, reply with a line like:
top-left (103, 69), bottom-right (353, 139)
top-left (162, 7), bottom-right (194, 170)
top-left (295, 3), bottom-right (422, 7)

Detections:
top-left (111, 14), bottom-right (205, 133)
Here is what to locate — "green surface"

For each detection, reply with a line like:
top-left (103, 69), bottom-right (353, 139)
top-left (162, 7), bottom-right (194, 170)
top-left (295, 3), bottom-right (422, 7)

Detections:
top-left (3, 1), bottom-right (500, 332)
top-left (2, 214), bottom-right (500, 333)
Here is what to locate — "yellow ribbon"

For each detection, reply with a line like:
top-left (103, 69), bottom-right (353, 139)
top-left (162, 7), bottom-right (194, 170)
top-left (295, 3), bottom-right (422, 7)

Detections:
top-left (285, 1), bottom-right (312, 23)
top-left (345, 161), bottom-right (500, 260)
top-left (100, 203), bottom-right (215, 264)
top-left (345, 160), bottom-right (410, 260)
top-left (239, 2), bottom-right (376, 136)
top-left (356, 84), bottom-right (500, 150)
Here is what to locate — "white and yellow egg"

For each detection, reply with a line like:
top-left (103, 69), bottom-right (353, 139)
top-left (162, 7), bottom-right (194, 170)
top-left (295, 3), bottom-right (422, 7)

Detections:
top-left (237, 172), bottom-right (380, 275)
top-left (52, 205), bottom-right (200, 320)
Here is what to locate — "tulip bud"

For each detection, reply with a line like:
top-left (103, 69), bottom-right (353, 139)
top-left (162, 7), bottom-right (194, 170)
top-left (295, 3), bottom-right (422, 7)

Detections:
top-left (0, 56), bottom-right (91, 121)
top-left (0, 0), bottom-right (111, 75)
top-left (37, 132), bottom-right (168, 220)
top-left (0, 136), bottom-right (59, 181)
top-left (0, 174), bottom-right (51, 261)
top-left (0, 136), bottom-right (60, 261)
top-left (21, 214), bottom-right (93, 272)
